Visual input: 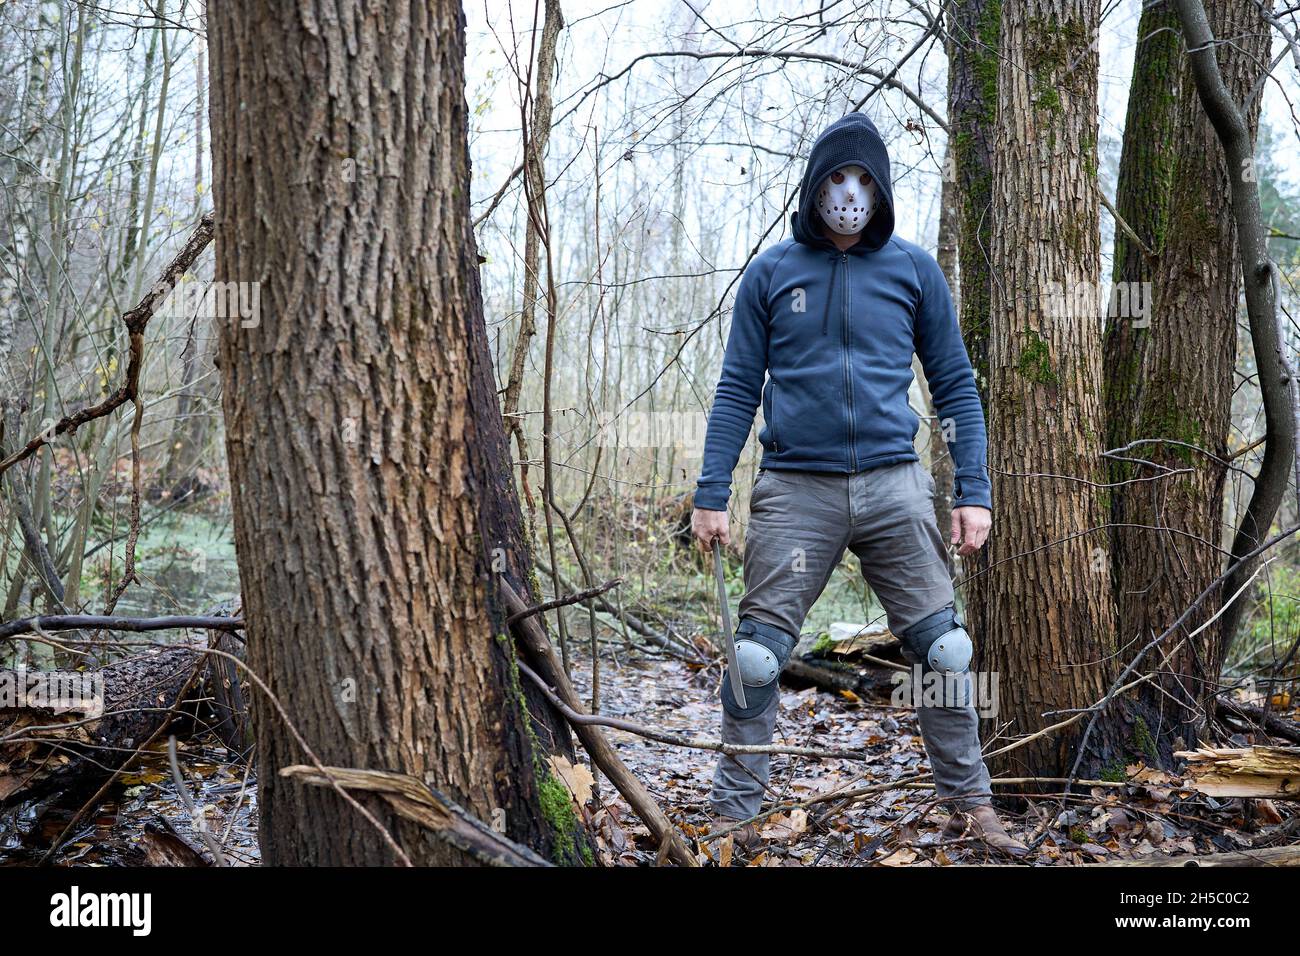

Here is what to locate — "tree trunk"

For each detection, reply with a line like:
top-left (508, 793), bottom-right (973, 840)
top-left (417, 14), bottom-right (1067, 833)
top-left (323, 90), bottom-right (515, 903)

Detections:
top-left (1102, 0), bottom-right (1180, 457)
top-left (926, 145), bottom-right (960, 537)
top-left (208, 0), bottom-right (587, 866)
top-left (1172, 0), bottom-right (1295, 700)
top-left (983, 0), bottom-right (1117, 777)
top-left (944, 0), bottom-right (999, 638)
top-left (1106, 0), bottom-right (1269, 756)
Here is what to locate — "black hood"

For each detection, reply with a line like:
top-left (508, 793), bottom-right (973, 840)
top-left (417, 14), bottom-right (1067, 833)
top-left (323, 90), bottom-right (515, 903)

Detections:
top-left (791, 112), bottom-right (895, 252)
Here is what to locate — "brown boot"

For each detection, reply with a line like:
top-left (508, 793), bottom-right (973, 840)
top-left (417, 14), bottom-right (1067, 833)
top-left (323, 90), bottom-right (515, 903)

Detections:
top-left (943, 806), bottom-right (1029, 859)
top-left (711, 816), bottom-right (762, 853)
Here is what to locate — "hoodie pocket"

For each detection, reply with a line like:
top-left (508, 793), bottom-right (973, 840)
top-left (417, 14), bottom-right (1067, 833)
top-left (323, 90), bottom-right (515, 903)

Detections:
top-left (769, 383), bottom-right (781, 452)
top-left (762, 382), bottom-right (782, 452)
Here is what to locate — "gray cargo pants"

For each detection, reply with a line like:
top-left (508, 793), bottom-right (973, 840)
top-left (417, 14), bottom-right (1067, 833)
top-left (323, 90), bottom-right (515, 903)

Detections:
top-left (709, 462), bottom-right (993, 819)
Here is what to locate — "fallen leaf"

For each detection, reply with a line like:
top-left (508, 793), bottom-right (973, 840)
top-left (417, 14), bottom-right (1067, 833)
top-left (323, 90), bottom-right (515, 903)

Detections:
top-left (878, 847), bottom-right (917, 866)
top-left (546, 755), bottom-right (595, 807)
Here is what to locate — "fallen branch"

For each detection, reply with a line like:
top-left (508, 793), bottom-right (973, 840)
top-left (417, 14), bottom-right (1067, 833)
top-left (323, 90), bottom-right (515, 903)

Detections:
top-left (536, 558), bottom-right (704, 662)
top-left (280, 764), bottom-right (550, 867)
top-left (501, 579), bottom-right (697, 866)
top-left (0, 614), bottom-right (245, 642)
top-left (168, 735), bottom-right (228, 867)
top-left (36, 650), bottom-right (209, 864)
top-left (516, 657), bottom-right (879, 762)
top-left (1217, 697), bottom-right (1300, 744)
top-left (0, 645), bottom-right (208, 807)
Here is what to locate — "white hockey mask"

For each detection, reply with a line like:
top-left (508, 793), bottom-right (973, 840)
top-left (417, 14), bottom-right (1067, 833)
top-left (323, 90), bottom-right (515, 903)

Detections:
top-left (815, 164), bottom-right (880, 236)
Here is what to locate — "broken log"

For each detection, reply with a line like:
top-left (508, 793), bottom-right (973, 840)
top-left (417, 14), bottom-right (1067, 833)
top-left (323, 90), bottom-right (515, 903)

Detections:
top-left (0, 645), bottom-right (206, 805)
top-left (784, 623), bottom-right (903, 698)
top-left (782, 657), bottom-right (899, 698)
top-left (1217, 698), bottom-right (1300, 744)
top-left (1091, 844), bottom-right (1300, 867)
top-left (202, 618), bottom-right (250, 756)
top-left (1176, 745), bottom-right (1300, 800)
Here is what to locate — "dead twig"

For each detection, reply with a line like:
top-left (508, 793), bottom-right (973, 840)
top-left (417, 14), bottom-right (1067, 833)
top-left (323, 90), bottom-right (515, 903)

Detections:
top-left (501, 578), bottom-right (698, 866)
top-left (505, 577), bottom-right (622, 627)
top-left (0, 212), bottom-right (215, 477)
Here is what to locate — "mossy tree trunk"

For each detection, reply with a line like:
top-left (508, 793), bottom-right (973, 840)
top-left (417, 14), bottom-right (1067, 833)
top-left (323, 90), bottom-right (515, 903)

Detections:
top-left (1102, 0), bottom-right (1181, 459)
top-left (1104, 0), bottom-right (1270, 756)
top-left (208, 0), bottom-right (588, 865)
top-left (944, 0), bottom-right (999, 639)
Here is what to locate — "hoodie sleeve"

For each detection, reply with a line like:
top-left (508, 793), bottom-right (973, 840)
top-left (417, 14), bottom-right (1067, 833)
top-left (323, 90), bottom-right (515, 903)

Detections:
top-left (694, 256), bottom-right (773, 512)
top-left (911, 250), bottom-right (992, 512)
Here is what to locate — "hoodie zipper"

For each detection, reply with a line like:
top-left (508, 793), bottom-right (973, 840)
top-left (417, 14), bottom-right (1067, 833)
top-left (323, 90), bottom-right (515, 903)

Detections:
top-left (840, 253), bottom-right (858, 472)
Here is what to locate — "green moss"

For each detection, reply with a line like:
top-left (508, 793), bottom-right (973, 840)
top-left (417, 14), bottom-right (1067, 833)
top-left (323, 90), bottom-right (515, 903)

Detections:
top-left (1138, 396), bottom-right (1207, 465)
top-left (1024, 15), bottom-right (1090, 115)
top-left (1034, 84), bottom-right (1062, 115)
top-left (974, 0), bottom-right (1002, 127)
top-left (537, 771), bottom-right (578, 863)
top-left (1016, 330), bottom-right (1058, 386)
top-left (1132, 715), bottom-right (1159, 763)
top-left (498, 627), bottom-right (588, 865)
top-left (1094, 485), bottom-right (1112, 518)
top-left (1081, 132), bottom-right (1097, 180)
top-left (811, 632), bottom-right (834, 655)
top-left (1099, 759), bottom-right (1128, 783)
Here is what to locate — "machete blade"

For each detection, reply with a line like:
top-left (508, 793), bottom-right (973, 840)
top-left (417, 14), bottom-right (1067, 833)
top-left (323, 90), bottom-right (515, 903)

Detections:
top-left (712, 537), bottom-right (748, 709)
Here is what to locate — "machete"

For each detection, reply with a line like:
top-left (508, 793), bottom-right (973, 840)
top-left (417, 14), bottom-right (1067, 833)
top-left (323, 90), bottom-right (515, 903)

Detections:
top-left (711, 537), bottom-right (748, 709)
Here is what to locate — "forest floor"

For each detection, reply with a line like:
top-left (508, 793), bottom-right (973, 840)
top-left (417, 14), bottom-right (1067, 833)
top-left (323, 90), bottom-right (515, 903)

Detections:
top-left (1, 523), bottom-right (1296, 867)
top-left (563, 641), bottom-right (1300, 867)
top-left (2, 634), bottom-right (1295, 867)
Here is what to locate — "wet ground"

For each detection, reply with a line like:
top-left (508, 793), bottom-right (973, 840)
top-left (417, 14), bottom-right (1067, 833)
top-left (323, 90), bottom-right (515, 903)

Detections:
top-left (0, 741), bottom-right (257, 867)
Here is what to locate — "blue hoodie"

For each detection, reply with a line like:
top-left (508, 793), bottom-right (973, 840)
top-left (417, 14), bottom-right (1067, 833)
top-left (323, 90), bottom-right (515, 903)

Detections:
top-left (694, 112), bottom-right (991, 513)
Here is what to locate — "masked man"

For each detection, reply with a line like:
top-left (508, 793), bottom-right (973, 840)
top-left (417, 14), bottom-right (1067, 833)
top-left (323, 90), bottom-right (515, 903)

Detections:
top-left (692, 113), bottom-right (1026, 857)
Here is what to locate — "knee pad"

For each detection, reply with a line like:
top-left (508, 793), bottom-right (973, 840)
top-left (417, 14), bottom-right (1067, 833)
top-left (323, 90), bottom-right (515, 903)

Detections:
top-left (722, 618), bottom-right (797, 719)
top-left (900, 606), bottom-right (972, 675)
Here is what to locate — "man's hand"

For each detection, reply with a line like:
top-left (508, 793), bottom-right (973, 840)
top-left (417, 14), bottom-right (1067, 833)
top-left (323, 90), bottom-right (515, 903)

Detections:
top-left (692, 507), bottom-right (730, 553)
top-left (950, 506), bottom-right (991, 557)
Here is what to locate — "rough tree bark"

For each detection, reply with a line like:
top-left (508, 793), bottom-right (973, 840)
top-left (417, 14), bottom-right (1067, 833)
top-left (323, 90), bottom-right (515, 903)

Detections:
top-left (925, 145), bottom-right (960, 537)
top-left (944, 0), bottom-right (998, 638)
top-left (983, 0), bottom-right (1117, 777)
top-left (1102, 0), bottom-right (1180, 455)
top-left (208, 0), bottom-right (588, 865)
top-left (1172, 0), bottom-right (1297, 681)
top-left (1105, 0), bottom-right (1269, 758)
